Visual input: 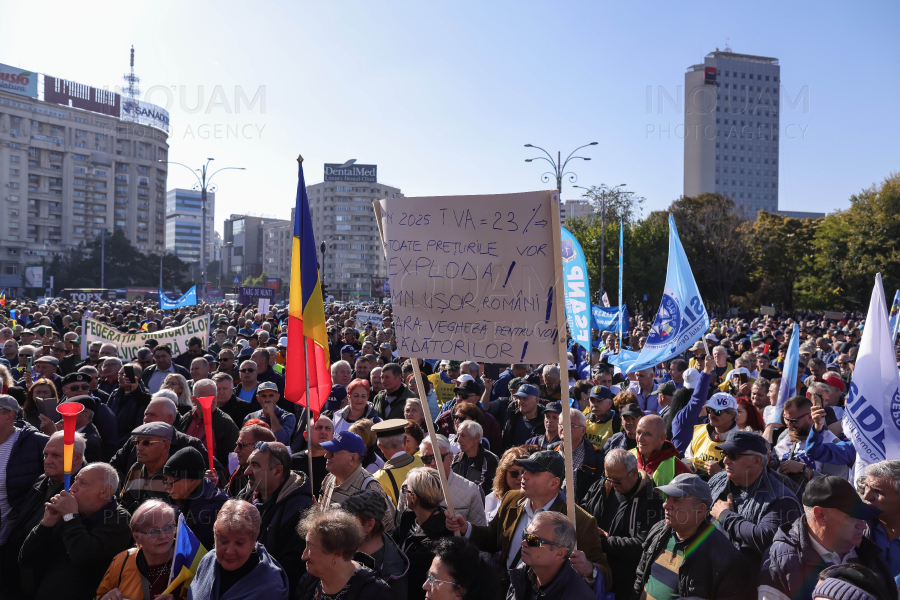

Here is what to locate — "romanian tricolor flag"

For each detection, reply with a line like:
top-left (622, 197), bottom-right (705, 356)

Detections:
top-left (162, 515), bottom-right (207, 597)
top-left (0, 292), bottom-right (5, 307)
top-left (286, 157), bottom-right (332, 415)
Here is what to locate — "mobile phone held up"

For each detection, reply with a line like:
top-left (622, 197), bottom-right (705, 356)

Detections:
top-left (124, 365), bottom-right (137, 383)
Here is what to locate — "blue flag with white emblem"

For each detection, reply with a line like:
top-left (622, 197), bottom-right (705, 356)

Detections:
top-left (889, 289), bottom-right (900, 343)
top-left (626, 214), bottom-right (709, 373)
top-left (159, 286), bottom-right (197, 310)
top-left (591, 304), bottom-right (630, 337)
top-left (772, 323), bottom-right (799, 422)
top-left (560, 227), bottom-right (591, 352)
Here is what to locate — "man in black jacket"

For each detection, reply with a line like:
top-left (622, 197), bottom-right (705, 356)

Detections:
top-left (501, 384), bottom-right (546, 449)
top-left (107, 364), bottom-right (153, 447)
top-left (508, 511), bottom-right (595, 600)
top-left (0, 396), bottom-right (49, 547)
top-left (552, 409), bottom-right (602, 505)
top-left (55, 395), bottom-right (104, 465)
top-left (18, 462), bottom-right (132, 600)
top-left (632, 473), bottom-right (753, 600)
top-left (238, 441), bottom-right (314, 595)
top-left (2, 430), bottom-right (85, 596)
top-left (175, 379), bottom-right (239, 470)
top-left (141, 344), bottom-right (190, 393)
top-left (581, 449), bottom-right (664, 600)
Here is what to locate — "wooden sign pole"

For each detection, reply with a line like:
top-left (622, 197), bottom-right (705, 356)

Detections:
top-left (547, 190), bottom-right (578, 530)
top-left (411, 359), bottom-right (459, 535)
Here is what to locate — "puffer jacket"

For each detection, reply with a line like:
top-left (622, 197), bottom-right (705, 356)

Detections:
top-left (580, 470), bottom-right (664, 600)
top-left (507, 562), bottom-right (595, 600)
top-left (631, 520), bottom-right (755, 600)
top-left (5, 423), bottom-right (49, 514)
top-left (238, 471), bottom-right (314, 596)
top-left (759, 517), bottom-right (898, 600)
top-left (294, 565), bottom-right (393, 600)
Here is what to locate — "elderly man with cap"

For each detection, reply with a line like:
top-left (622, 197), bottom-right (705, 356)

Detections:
top-left (55, 394), bottom-right (104, 464)
top-left (22, 355), bottom-right (64, 397)
top-left (602, 403), bottom-right (643, 453)
top-left (118, 421), bottom-right (174, 513)
top-left (319, 430), bottom-right (396, 532)
top-left (176, 378), bottom-right (239, 469)
top-left (502, 383), bottom-right (546, 448)
top-left (633, 473), bottom-right (753, 600)
top-left (654, 381), bottom-right (677, 419)
top-left (632, 414), bottom-right (691, 487)
top-left (242, 381), bottom-right (295, 445)
top-left (162, 446), bottom-right (228, 550)
top-left (446, 450), bottom-right (611, 591)
top-left (583, 385), bottom-right (623, 450)
top-left (759, 476), bottom-right (897, 600)
top-left (707, 430), bottom-right (802, 570)
top-left (372, 419), bottom-right (425, 506)
top-left (526, 400), bottom-right (561, 449)
top-left (238, 440), bottom-right (313, 595)
top-left (684, 391), bottom-right (740, 479)
top-left (18, 463), bottom-right (132, 600)
top-left (59, 371), bottom-right (118, 460)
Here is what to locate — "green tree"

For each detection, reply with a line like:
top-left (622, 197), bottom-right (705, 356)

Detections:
top-left (747, 211), bottom-right (821, 310)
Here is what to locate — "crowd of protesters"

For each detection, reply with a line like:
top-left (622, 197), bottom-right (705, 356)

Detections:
top-left (0, 295), bottom-right (897, 600)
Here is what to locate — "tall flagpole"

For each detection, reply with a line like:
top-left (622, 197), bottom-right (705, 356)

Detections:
top-left (618, 216), bottom-right (624, 353)
top-left (303, 335), bottom-right (314, 494)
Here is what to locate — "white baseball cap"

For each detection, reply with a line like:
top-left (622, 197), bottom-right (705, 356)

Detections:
top-left (454, 374), bottom-right (476, 384)
top-left (683, 368), bottom-right (701, 389)
top-left (705, 392), bottom-right (737, 411)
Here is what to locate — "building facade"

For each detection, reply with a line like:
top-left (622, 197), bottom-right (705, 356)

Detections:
top-left (224, 214), bottom-right (290, 281)
top-left (262, 208), bottom-right (293, 286)
top-left (165, 188), bottom-right (215, 265)
top-left (684, 49), bottom-right (781, 216)
top-left (0, 62), bottom-right (169, 293)
top-left (561, 200), bottom-right (592, 222)
top-left (305, 163), bottom-right (401, 300)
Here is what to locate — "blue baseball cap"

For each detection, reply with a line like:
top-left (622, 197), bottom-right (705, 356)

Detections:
top-left (589, 385), bottom-right (614, 400)
top-left (341, 345), bottom-right (357, 356)
top-left (321, 431), bottom-right (367, 457)
top-left (514, 383), bottom-right (540, 398)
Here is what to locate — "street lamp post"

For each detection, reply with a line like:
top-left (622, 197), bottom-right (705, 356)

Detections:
top-left (159, 158), bottom-right (245, 300)
top-left (573, 183), bottom-right (626, 294)
top-left (524, 142), bottom-right (598, 199)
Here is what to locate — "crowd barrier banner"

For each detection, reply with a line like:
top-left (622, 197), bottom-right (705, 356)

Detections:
top-left (80, 314), bottom-right (209, 360)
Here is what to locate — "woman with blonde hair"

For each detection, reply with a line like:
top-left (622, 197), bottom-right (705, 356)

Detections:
top-left (162, 373), bottom-right (192, 414)
top-left (349, 418), bottom-right (385, 473)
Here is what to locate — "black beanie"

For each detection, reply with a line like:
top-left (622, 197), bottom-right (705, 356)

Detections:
top-left (163, 447), bottom-right (206, 480)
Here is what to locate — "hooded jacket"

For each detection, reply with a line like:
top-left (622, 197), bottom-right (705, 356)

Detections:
top-left (294, 564), bottom-right (393, 600)
top-left (759, 517), bottom-right (898, 600)
top-left (581, 470), bottom-right (664, 600)
top-left (187, 542), bottom-right (289, 600)
top-left (237, 470), bottom-right (314, 596)
top-left (507, 562), bottom-right (596, 600)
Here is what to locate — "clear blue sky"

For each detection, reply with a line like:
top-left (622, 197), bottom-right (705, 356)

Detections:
top-left (3, 1), bottom-right (898, 233)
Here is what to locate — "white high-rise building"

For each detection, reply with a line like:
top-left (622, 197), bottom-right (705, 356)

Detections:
top-left (684, 49), bottom-right (781, 216)
top-left (165, 188), bottom-right (215, 265)
top-left (306, 162), bottom-right (402, 301)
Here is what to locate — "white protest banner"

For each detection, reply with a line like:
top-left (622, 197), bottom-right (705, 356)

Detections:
top-left (258, 298), bottom-right (271, 315)
top-left (356, 311), bottom-right (384, 329)
top-left (81, 315), bottom-right (209, 361)
top-left (374, 191), bottom-right (560, 363)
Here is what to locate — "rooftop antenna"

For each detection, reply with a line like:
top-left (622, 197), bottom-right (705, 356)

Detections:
top-left (123, 46), bottom-right (141, 106)
top-left (725, 37), bottom-right (732, 53)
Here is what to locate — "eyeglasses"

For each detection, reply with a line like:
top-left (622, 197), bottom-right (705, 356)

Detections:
top-left (136, 523), bottom-right (176, 539)
top-left (235, 441), bottom-right (254, 450)
top-left (135, 439), bottom-right (165, 447)
top-left (723, 451), bottom-right (755, 461)
top-left (708, 409), bottom-right (730, 417)
top-left (239, 368), bottom-right (256, 373)
top-left (401, 483), bottom-right (412, 496)
top-left (522, 531), bottom-right (564, 549)
top-left (162, 477), bottom-right (182, 488)
top-left (784, 413), bottom-right (811, 426)
top-left (507, 469), bottom-right (524, 479)
top-left (254, 441), bottom-right (287, 468)
top-left (421, 452), bottom-right (449, 465)
top-left (426, 572), bottom-right (460, 589)
top-left (64, 384), bottom-right (90, 392)
top-left (452, 415), bottom-right (469, 422)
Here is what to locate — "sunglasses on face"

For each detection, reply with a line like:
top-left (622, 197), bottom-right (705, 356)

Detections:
top-left (235, 441), bottom-right (254, 450)
top-left (65, 384), bottom-right (90, 392)
top-left (784, 413), bottom-right (811, 426)
top-left (135, 439), bottom-right (164, 447)
top-left (522, 531), bottom-right (564, 549)
top-left (507, 469), bottom-right (524, 479)
top-left (421, 452), bottom-right (449, 465)
top-left (708, 408), bottom-right (729, 417)
top-left (162, 477), bottom-right (182, 488)
top-left (723, 451), bottom-right (756, 461)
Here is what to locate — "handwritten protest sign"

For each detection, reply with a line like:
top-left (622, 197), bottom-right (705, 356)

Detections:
top-left (80, 315), bottom-right (209, 361)
top-left (374, 191), bottom-right (560, 363)
top-left (355, 311), bottom-right (384, 330)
